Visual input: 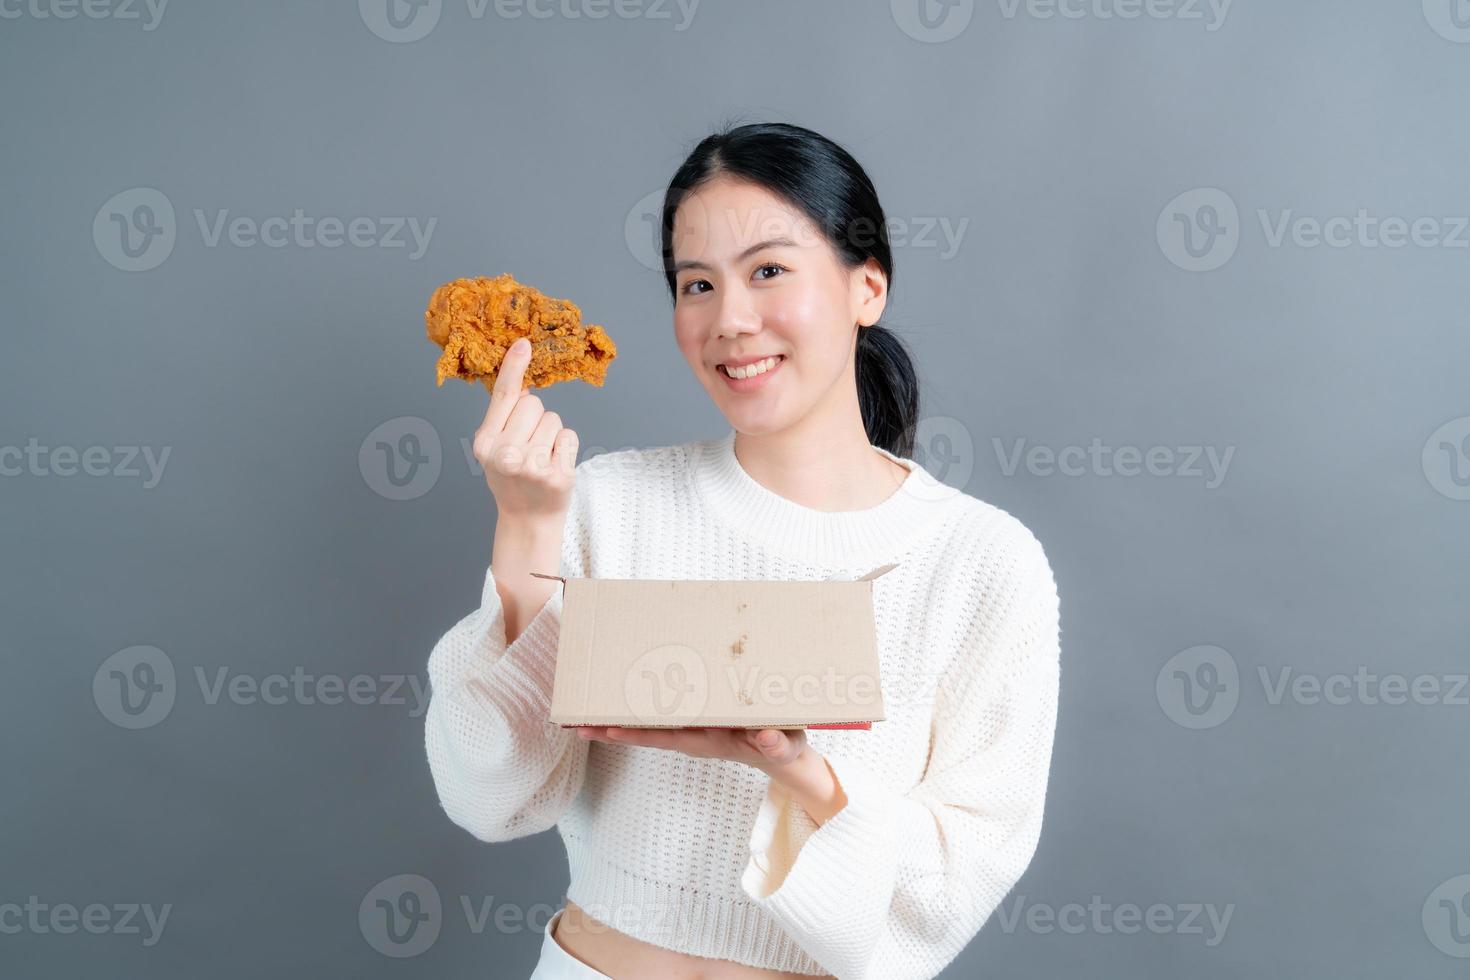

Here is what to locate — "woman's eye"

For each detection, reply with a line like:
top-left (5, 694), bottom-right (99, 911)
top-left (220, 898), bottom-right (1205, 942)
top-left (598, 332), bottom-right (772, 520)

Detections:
top-left (680, 264), bottom-right (784, 296)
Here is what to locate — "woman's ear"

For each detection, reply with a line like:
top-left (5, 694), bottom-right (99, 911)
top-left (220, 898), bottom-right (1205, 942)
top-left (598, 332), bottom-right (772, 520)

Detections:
top-left (853, 257), bottom-right (888, 328)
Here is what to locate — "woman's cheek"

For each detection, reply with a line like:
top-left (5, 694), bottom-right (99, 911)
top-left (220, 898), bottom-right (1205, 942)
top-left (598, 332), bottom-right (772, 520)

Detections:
top-left (672, 316), bottom-right (702, 365)
top-left (770, 290), bottom-right (829, 343)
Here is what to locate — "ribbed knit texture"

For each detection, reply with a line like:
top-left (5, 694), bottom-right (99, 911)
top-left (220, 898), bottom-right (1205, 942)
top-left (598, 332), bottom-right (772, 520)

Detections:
top-left (424, 427), bottom-right (1062, 980)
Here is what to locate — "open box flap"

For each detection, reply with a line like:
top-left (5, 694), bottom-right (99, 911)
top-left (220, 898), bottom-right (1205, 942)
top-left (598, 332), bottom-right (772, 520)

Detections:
top-left (531, 562), bottom-right (900, 586)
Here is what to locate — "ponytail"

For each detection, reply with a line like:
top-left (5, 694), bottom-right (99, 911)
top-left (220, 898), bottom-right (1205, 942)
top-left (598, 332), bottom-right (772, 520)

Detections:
top-left (855, 324), bottom-right (919, 459)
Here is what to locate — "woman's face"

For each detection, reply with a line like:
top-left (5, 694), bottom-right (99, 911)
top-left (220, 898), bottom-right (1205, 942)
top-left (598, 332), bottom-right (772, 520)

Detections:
top-left (670, 176), bottom-right (887, 437)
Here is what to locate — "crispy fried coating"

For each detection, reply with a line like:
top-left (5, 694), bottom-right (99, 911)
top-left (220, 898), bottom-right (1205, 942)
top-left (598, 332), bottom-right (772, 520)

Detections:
top-left (425, 273), bottom-right (617, 390)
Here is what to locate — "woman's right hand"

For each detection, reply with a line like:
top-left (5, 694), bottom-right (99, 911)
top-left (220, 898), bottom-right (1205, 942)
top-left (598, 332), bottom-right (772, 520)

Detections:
top-left (473, 337), bottom-right (579, 525)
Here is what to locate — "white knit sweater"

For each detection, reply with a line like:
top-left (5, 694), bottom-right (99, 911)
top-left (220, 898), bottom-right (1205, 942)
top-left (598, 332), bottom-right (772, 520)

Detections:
top-left (424, 428), bottom-right (1061, 980)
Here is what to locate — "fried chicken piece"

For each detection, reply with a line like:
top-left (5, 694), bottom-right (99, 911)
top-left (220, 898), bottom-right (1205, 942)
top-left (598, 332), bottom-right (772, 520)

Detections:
top-left (425, 273), bottom-right (617, 390)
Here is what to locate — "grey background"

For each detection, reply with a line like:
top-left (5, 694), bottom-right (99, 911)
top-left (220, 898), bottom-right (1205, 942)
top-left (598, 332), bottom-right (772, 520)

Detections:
top-left (3, 1), bottom-right (1468, 977)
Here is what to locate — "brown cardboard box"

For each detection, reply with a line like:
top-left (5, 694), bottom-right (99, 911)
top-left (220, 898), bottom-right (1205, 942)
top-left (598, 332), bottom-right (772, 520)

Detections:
top-left (534, 565), bottom-right (896, 730)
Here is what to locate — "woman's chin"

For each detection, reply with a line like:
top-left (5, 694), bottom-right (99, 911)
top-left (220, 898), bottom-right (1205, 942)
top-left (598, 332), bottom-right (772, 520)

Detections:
top-left (705, 375), bottom-right (796, 433)
top-left (719, 406), bottom-right (790, 436)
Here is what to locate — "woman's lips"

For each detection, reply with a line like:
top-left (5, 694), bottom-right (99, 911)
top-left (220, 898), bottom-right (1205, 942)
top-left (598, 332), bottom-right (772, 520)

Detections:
top-left (718, 354), bottom-right (785, 392)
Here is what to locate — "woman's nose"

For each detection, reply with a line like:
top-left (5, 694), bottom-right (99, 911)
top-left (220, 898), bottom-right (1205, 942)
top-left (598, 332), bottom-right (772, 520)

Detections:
top-left (714, 288), bottom-right (760, 339)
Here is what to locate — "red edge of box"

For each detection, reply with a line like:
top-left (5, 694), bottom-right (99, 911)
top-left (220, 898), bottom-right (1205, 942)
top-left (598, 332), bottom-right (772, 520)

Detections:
top-left (559, 722), bottom-right (872, 731)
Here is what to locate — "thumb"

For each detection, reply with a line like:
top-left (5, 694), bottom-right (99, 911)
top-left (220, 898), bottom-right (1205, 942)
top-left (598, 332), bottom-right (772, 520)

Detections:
top-left (750, 728), bottom-right (798, 764)
top-left (552, 427), bottom-right (579, 473)
top-left (755, 729), bottom-right (781, 751)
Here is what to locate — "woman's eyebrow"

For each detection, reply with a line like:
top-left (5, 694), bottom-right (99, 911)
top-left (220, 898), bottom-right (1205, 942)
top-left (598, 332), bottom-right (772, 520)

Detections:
top-left (672, 236), bottom-right (799, 273)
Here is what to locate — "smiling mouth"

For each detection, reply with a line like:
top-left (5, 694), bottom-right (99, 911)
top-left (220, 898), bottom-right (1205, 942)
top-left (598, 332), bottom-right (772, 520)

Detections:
top-left (718, 355), bottom-right (786, 379)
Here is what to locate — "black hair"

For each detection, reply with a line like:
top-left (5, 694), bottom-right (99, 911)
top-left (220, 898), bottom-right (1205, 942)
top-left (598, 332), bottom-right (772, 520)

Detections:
top-left (659, 121), bottom-right (921, 459)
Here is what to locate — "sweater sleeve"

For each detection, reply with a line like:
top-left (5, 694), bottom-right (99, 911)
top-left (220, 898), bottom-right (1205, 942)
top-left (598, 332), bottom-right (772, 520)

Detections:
top-left (739, 535), bottom-right (1061, 980)
top-left (423, 479), bottom-right (591, 844)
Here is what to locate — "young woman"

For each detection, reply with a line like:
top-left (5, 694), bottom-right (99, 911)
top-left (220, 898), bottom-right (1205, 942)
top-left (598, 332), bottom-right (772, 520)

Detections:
top-left (424, 122), bottom-right (1061, 980)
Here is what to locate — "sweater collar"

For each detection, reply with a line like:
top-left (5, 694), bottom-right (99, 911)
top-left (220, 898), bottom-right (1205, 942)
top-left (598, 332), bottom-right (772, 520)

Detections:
top-left (689, 427), bottom-right (963, 568)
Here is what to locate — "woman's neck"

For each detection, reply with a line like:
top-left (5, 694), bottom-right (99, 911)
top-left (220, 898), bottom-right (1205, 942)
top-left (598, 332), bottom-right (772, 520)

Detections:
top-left (732, 423), bottom-right (909, 514)
top-left (691, 427), bottom-right (957, 568)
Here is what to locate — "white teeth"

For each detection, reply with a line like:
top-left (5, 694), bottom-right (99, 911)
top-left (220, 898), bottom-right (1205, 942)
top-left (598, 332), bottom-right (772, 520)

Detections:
top-left (723, 356), bottom-right (781, 380)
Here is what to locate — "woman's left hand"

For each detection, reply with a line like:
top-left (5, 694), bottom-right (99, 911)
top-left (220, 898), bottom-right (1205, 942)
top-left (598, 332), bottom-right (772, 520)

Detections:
top-left (575, 726), bottom-right (849, 824)
top-left (573, 725), bottom-right (852, 822)
top-left (576, 725), bottom-right (808, 776)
